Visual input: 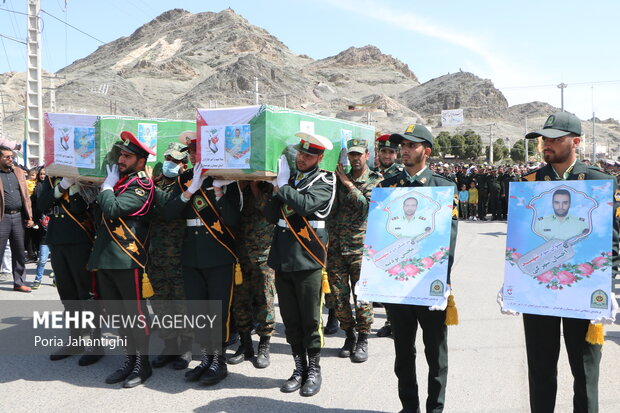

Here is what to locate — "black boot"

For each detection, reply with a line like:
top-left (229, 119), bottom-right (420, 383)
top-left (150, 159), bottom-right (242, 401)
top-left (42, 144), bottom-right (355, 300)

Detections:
top-left (352, 332), bottom-right (368, 363)
top-left (172, 336), bottom-right (193, 370)
top-left (78, 328), bottom-right (104, 366)
top-left (200, 351), bottom-right (228, 385)
top-left (300, 353), bottom-right (322, 397)
top-left (105, 352), bottom-right (136, 384)
top-left (152, 338), bottom-right (179, 368)
top-left (185, 347), bottom-right (212, 382)
top-left (376, 319), bottom-right (392, 337)
top-left (123, 352), bottom-right (152, 388)
top-left (281, 353), bottom-right (307, 393)
top-left (254, 336), bottom-right (271, 369)
top-left (50, 329), bottom-right (84, 361)
top-left (339, 329), bottom-right (356, 358)
top-left (227, 332), bottom-right (254, 365)
top-left (323, 309), bottom-right (339, 335)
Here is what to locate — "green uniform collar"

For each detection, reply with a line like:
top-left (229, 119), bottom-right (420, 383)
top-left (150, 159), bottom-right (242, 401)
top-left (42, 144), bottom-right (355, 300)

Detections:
top-left (404, 166), bottom-right (429, 183)
top-left (551, 159), bottom-right (577, 180)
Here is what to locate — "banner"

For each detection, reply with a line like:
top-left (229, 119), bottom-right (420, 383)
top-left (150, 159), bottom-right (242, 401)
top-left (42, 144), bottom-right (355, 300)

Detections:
top-left (356, 187), bottom-right (455, 306)
top-left (441, 109), bottom-right (464, 126)
top-left (502, 180), bottom-right (614, 319)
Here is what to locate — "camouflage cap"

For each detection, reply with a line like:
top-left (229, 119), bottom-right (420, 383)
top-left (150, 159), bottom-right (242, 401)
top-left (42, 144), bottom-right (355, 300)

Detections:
top-left (347, 138), bottom-right (368, 154)
top-left (164, 142), bottom-right (188, 161)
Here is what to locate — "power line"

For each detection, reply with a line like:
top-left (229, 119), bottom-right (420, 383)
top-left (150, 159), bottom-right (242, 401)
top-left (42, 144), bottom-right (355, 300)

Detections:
top-left (0, 33), bottom-right (26, 44)
top-left (40, 8), bottom-right (105, 44)
top-left (0, 36), bottom-right (11, 71)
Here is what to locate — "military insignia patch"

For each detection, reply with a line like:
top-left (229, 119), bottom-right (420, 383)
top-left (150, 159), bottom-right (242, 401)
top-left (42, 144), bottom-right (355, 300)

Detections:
top-left (544, 176), bottom-right (551, 181)
top-left (193, 196), bottom-right (207, 211)
top-left (578, 173), bottom-right (585, 180)
top-left (429, 280), bottom-right (444, 296)
top-left (135, 188), bottom-right (145, 196)
top-left (590, 289), bottom-right (608, 309)
top-left (399, 179), bottom-right (404, 185)
top-left (544, 115), bottom-right (555, 127)
top-left (303, 141), bottom-right (310, 150)
top-left (211, 221), bottom-right (224, 234)
top-left (283, 204), bottom-right (295, 217)
top-left (405, 124), bottom-right (415, 133)
top-left (298, 226), bottom-right (311, 242)
top-left (420, 177), bottom-right (427, 184)
top-left (127, 242), bottom-right (139, 254)
top-left (614, 190), bottom-right (620, 202)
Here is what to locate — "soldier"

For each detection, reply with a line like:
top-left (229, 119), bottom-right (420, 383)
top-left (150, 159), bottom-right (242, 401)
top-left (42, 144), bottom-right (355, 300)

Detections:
top-left (164, 132), bottom-right (241, 386)
top-left (87, 131), bottom-right (156, 388)
top-left (328, 138), bottom-right (381, 363)
top-left (38, 175), bottom-right (101, 366)
top-left (374, 133), bottom-right (404, 179)
top-left (373, 133), bottom-right (403, 338)
top-left (476, 166), bottom-right (490, 220)
top-left (228, 180), bottom-right (276, 369)
top-left (148, 140), bottom-right (193, 370)
top-left (500, 111), bottom-right (620, 412)
top-left (487, 167), bottom-right (502, 220)
top-left (377, 124), bottom-right (458, 413)
top-left (263, 132), bottom-right (336, 397)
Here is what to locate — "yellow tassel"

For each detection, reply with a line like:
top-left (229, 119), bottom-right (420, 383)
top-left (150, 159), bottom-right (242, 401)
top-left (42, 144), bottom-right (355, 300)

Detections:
top-left (141, 272), bottom-right (154, 299)
top-left (585, 323), bottom-right (604, 345)
top-left (321, 268), bottom-right (331, 294)
top-left (234, 263), bottom-right (243, 285)
top-left (444, 294), bottom-right (459, 326)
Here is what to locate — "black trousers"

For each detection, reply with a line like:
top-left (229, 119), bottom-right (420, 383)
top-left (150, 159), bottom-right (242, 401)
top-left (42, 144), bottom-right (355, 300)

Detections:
top-left (275, 269), bottom-right (323, 354)
top-left (50, 243), bottom-right (94, 302)
top-left (96, 268), bottom-right (150, 354)
top-left (477, 190), bottom-right (488, 219)
top-left (384, 303), bottom-right (448, 413)
top-left (488, 192), bottom-right (501, 219)
top-left (523, 314), bottom-right (601, 413)
top-left (183, 264), bottom-right (234, 348)
top-left (0, 212), bottom-right (26, 287)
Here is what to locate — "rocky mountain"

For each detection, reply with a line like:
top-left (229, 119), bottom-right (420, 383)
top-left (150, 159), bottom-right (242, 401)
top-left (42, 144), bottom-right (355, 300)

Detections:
top-left (1, 8), bottom-right (618, 157)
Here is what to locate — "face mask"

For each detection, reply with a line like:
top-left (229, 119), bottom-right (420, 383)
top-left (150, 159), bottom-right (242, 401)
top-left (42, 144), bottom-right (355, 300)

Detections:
top-left (162, 160), bottom-right (181, 178)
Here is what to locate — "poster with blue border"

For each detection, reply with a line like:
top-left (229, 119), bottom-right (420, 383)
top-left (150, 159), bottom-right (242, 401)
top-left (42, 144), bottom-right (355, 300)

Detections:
top-left (224, 124), bottom-right (251, 168)
top-left (502, 180), bottom-right (614, 319)
top-left (356, 187), bottom-right (454, 306)
top-left (138, 123), bottom-right (158, 163)
top-left (73, 127), bottom-right (95, 169)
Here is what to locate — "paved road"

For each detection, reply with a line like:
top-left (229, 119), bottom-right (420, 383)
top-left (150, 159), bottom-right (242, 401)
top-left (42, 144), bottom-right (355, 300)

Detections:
top-left (0, 220), bottom-right (618, 412)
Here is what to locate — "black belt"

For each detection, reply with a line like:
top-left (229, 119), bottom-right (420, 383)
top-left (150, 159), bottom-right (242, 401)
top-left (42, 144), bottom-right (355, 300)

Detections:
top-left (4, 209), bottom-right (21, 214)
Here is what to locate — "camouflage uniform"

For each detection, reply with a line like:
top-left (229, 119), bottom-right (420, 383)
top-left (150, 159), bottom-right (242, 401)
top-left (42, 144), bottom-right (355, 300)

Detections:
top-left (327, 167), bottom-right (382, 334)
top-left (148, 177), bottom-right (192, 340)
top-left (232, 182), bottom-right (276, 337)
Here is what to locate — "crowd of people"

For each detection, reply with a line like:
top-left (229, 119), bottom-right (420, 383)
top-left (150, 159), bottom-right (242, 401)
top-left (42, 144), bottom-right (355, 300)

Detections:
top-left (0, 110), bottom-right (617, 413)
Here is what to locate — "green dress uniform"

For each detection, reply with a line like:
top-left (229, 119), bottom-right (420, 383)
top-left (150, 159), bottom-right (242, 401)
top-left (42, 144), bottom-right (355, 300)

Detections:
top-left (520, 160), bottom-right (620, 413)
top-left (38, 177), bottom-right (95, 303)
top-left (378, 167), bottom-right (458, 413)
top-left (327, 167), bottom-right (381, 336)
top-left (264, 167), bottom-right (336, 355)
top-left (86, 170), bottom-right (155, 357)
top-left (374, 162), bottom-right (404, 180)
top-left (163, 173), bottom-right (241, 353)
top-left (533, 214), bottom-right (589, 241)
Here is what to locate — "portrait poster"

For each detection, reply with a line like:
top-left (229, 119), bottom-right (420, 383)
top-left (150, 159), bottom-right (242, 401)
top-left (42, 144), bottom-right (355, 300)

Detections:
top-left (53, 125), bottom-right (75, 166)
top-left (224, 124), bottom-right (251, 168)
top-left (73, 127), bottom-right (96, 168)
top-left (200, 125), bottom-right (226, 169)
top-left (137, 123), bottom-right (157, 162)
top-left (502, 180), bottom-right (614, 319)
top-left (356, 187), bottom-right (455, 306)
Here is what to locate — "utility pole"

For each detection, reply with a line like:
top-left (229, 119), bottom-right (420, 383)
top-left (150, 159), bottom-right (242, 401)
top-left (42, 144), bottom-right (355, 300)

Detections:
top-left (524, 116), bottom-right (528, 162)
top-left (591, 112), bottom-right (596, 163)
top-left (254, 76), bottom-right (259, 105)
top-left (26, 0), bottom-right (43, 166)
top-left (43, 74), bottom-right (58, 112)
top-left (488, 124), bottom-right (494, 164)
top-left (557, 83), bottom-right (567, 111)
top-left (0, 92), bottom-right (6, 137)
top-left (283, 93), bottom-right (287, 109)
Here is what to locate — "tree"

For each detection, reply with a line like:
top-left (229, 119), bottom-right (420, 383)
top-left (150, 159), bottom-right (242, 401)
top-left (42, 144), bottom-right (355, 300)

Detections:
top-left (492, 138), bottom-right (509, 161)
top-left (510, 140), bottom-right (526, 162)
top-left (435, 131), bottom-right (452, 157)
top-left (463, 130), bottom-right (483, 160)
top-left (451, 134), bottom-right (466, 158)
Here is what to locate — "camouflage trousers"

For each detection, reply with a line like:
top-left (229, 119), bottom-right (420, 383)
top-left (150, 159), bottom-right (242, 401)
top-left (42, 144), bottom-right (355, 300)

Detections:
top-left (232, 256), bottom-right (276, 337)
top-left (326, 251), bottom-right (373, 334)
top-left (148, 254), bottom-right (193, 340)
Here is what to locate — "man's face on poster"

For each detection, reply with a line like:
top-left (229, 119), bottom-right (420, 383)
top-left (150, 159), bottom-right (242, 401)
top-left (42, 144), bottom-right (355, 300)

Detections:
top-left (403, 198), bottom-right (418, 218)
top-left (552, 193), bottom-right (571, 217)
top-left (235, 129), bottom-right (240, 137)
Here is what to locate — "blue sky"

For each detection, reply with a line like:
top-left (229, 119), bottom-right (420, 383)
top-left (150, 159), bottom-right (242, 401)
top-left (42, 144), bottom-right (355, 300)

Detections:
top-left (1, 0), bottom-right (619, 120)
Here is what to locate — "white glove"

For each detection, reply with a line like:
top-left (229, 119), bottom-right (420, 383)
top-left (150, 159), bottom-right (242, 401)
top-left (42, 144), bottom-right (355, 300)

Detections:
top-left (591, 292), bottom-right (619, 325)
top-left (429, 287), bottom-right (451, 311)
top-left (497, 286), bottom-right (520, 316)
top-left (59, 177), bottom-right (74, 190)
top-left (212, 179), bottom-right (234, 188)
top-left (101, 164), bottom-right (119, 191)
top-left (276, 155), bottom-right (290, 188)
top-left (187, 164), bottom-right (207, 194)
